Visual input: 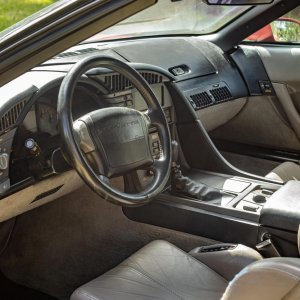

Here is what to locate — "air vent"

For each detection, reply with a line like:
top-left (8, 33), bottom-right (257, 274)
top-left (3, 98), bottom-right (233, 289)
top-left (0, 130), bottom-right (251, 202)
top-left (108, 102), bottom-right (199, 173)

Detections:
top-left (103, 72), bottom-right (163, 92)
top-left (0, 100), bottom-right (27, 133)
top-left (210, 86), bottom-right (232, 103)
top-left (140, 72), bottom-right (163, 85)
top-left (190, 92), bottom-right (213, 109)
top-left (55, 47), bottom-right (99, 58)
top-left (104, 74), bottom-right (132, 92)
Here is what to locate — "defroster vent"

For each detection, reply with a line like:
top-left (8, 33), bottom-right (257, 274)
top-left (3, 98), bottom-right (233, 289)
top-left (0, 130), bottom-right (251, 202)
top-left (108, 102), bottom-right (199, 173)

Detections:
top-left (0, 100), bottom-right (27, 134)
top-left (103, 72), bottom-right (163, 92)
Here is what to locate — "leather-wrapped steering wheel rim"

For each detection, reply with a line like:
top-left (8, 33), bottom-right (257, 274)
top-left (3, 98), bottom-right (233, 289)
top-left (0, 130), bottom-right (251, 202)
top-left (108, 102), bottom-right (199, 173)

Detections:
top-left (57, 55), bottom-right (171, 206)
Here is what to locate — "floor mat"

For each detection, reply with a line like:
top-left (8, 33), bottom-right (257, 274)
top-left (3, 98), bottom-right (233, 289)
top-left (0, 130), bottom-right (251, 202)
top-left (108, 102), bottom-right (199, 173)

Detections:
top-left (0, 185), bottom-right (216, 299)
top-left (0, 271), bottom-right (57, 300)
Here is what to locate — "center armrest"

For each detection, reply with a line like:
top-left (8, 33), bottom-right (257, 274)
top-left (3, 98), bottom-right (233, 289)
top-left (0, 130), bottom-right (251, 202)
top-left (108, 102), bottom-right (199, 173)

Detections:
top-left (260, 180), bottom-right (300, 232)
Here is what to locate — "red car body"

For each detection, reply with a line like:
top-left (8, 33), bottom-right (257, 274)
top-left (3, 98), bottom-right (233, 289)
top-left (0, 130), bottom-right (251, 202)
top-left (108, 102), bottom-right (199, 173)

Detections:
top-left (247, 17), bottom-right (300, 42)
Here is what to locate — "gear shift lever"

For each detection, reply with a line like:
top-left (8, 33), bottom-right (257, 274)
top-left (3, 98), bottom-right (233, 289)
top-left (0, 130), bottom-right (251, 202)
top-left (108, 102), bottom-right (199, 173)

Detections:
top-left (171, 140), bottom-right (227, 202)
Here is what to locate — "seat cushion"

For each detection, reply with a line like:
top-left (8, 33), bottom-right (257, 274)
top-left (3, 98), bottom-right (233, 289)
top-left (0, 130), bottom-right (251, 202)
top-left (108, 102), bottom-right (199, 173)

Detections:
top-left (265, 162), bottom-right (300, 182)
top-left (221, 258), bottom-right (300, 300)
top-left (71, 240), bottom-right (228, 300)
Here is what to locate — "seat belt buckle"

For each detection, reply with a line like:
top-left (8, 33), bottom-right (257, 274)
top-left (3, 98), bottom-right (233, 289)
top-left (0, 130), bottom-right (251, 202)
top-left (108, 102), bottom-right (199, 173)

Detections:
top-left (256, 238), bottom-right (281, 257)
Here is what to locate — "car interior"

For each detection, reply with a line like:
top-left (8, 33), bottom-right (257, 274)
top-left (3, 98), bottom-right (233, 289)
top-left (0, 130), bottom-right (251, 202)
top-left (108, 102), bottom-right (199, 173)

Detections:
top-left (0, 0), bottom-right (299, 299)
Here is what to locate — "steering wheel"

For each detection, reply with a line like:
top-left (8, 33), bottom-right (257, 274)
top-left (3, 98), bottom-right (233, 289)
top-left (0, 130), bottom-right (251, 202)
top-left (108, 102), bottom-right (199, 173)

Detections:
top-left (57, 55), bottom-right (172, 206)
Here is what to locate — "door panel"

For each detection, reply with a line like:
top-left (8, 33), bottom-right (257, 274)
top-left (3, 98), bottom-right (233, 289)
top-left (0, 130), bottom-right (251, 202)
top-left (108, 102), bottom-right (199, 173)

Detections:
top-left (209, 45), bottom-right (300, 174)
top-left (211, 94), bottom-right (300, 151)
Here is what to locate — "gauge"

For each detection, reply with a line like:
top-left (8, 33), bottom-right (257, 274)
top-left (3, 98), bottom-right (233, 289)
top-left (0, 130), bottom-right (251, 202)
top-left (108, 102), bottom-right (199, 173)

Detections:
top-left (37, 103), bottom-right (59, 136)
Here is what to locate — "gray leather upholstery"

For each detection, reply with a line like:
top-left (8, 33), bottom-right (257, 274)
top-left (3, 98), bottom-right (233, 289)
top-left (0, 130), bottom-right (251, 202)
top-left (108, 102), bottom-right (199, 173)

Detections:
top-left (189, 244), bottom-right (262, 281)
top-left (221, 258), bottom-right (300, 300)
top-left (71, 240), bottom-right (228, 300)
top-left (298, 225), bottom-right (300, 255)
top-left (260, 181), bottom-right (300, 232)
top-left (71, 241), bottom-right (300, 300)
top-left (266, 162), bottom-right (300, 182)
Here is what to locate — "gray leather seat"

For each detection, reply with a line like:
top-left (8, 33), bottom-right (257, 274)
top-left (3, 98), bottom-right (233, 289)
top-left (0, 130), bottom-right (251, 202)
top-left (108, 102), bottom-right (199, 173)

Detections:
top-left (266, 161), bottom-right (300, 182)
top-left (71, 240), bottom-right (300, 300)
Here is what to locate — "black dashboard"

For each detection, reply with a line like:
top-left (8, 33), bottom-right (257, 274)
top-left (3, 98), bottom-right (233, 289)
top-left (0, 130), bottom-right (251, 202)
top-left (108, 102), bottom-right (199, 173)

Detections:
top-left (0, 36), bottom-right (272, 219)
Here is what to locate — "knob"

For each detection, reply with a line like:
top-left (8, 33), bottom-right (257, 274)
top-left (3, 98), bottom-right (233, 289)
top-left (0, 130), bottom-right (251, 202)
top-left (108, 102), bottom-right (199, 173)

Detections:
top-left (25, 138), bottom-right (40, 156)
top-left (253, 193), bottom-right (266, 203)
top-left (0, 153), bottom-right (9, 170)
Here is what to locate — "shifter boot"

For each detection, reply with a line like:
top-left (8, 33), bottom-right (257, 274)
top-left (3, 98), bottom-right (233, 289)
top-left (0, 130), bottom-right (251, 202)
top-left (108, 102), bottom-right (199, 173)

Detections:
top-left (171, 169), bottom-right (226, 201)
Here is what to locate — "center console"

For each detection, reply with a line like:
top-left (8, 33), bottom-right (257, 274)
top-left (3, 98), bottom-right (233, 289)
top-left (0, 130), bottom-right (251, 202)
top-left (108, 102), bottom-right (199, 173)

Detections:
top-left (171, 167), bottom-right (281, 223)
top-left (124, 166), bottom-right (300, 257)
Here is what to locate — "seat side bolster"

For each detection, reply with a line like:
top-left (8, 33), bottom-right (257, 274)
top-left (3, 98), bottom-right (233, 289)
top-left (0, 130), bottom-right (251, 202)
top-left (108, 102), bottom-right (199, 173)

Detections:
top-left (221, 258), bottom-right (300, 300)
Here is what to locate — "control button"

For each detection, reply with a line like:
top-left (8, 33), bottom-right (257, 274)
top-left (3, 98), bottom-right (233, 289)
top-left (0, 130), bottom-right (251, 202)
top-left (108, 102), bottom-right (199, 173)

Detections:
top-left (152, 141), bottom-right (159, 148)
top-left (153, 147), bottom-right (160, 154)
top-left (253, 194), bottom-right (266, 203)
top-left (147, 170), bottom-right (154, 177)
top-left (0, 153), bottom-right (9, 170)
top-left (0, 178), bottom-right (10, 194)
top-left (259, 80), bottom-right (273, 95)
top-left (171, 67), bottom-right (185, 76)
top-left (151, 133), bottom-right (159, 140)
top-left (261, 189), bottom-right (273, 196)
top-left (243, 203), bottom-right (259, 212)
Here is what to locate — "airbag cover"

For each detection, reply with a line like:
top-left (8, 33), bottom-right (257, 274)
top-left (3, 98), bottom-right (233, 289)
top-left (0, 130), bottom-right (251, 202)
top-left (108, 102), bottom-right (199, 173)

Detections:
top-left (80, 107), bottom-right (153, 177)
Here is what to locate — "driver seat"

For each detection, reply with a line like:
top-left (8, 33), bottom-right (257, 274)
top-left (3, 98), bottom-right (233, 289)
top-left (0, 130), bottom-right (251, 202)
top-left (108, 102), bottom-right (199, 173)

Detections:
top-left (71, 240), bottom-right (300, 300)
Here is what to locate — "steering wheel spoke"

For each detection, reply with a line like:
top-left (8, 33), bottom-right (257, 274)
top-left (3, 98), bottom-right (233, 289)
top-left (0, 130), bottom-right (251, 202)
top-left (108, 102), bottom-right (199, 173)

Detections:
top-left (144, 108), bottom-right (161, 127)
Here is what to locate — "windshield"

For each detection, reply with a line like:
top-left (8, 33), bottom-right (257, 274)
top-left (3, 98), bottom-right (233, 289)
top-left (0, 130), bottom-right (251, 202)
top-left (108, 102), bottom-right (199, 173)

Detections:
top-left (87, 0), bottom-right (250, 42)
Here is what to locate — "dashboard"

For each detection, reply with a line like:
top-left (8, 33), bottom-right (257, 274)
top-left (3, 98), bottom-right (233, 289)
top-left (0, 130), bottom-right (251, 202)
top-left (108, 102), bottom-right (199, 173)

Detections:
top-left (0, 36), bottom-right (271, 221)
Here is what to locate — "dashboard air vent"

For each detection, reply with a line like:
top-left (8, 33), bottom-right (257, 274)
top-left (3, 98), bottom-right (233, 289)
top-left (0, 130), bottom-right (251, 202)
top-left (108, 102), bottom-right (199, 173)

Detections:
top-left (140, 72), bottom-right (163, 85)
top-left (190, 92), bottom-right (212, 109)
top-left (55, 47), bottom-right (99, 58)
top-left (0, 100), bottom-right (27, 133)
top-left (103, 72), bottom-right (163, 92)
top-left (209, 86), bottom-right (232, 103)
top-left (104, 74), bottom-right (132, 92)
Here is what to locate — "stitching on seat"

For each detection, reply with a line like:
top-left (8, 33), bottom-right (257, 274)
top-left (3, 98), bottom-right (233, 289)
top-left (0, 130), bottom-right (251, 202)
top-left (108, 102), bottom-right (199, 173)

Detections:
top-left (160, 240), bottom-right (228, 283)
top-left (119, 265), bottom-right (186, 300)
top-left (74, 241), bottom-right (227, 300)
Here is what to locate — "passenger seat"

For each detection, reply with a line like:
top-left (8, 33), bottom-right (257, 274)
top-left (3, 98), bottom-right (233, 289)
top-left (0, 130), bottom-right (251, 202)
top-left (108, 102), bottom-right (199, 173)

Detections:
top-left (266, 162), bottom-right (300, 182)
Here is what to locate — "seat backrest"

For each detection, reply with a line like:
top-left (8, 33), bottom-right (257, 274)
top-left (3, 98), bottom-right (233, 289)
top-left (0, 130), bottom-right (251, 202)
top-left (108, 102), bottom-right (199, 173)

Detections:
top-left (221, 258), bottom-right (300, 300)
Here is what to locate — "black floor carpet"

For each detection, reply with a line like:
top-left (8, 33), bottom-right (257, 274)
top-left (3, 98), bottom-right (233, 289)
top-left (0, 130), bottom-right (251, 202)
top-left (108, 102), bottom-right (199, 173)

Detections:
top-left (0, 271), bottom-right (57, 300)
top-left (0, 185), bottom-right (216, 299)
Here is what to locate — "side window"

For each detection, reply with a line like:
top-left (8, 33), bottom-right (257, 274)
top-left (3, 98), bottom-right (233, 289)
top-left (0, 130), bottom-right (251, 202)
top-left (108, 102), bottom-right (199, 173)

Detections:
top-left (246, 6), bottom-right (300, 43)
